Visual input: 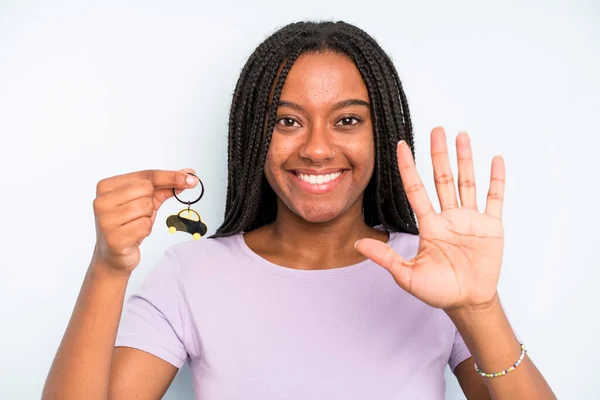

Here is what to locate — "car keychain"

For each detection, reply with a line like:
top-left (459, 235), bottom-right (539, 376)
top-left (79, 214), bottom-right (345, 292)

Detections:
top-left (166, 173), bottom-right (208, 240)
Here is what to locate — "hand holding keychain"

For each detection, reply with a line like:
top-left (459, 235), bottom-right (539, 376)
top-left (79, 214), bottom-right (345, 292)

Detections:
top-left (166, 173), bottom-right (207, 240)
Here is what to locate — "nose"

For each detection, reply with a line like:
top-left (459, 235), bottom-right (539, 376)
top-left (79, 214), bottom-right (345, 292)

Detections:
top-left (298, 122), bottom-right (335, 164)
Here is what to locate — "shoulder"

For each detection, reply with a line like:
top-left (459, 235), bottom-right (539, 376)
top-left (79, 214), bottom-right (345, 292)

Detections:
top-left (163, 234), bottom-right (245, 275)
top-left (167, 233), bottom-right (242, 260)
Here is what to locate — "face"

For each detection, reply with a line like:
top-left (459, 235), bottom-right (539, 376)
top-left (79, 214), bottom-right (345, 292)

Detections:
top-left (264, 51), bottom-right (375, 223)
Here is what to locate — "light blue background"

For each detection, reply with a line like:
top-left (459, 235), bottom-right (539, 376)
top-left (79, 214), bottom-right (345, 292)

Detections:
top-left (0, 0), bottom-right (598, 398)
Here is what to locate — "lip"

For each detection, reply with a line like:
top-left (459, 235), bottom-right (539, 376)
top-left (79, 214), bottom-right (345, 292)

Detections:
top-left (292, 168), bottom-right (347, 175)
top-left (289, 169), bottom-right (348, 195)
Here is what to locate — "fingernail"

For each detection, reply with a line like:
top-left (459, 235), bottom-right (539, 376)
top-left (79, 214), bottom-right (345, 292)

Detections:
top-left (398, 140), bottom-right (406, 146)
top-left (186, 175), bottom-right (197, 186)
top-left (354, 240), bottom-right (361, 249)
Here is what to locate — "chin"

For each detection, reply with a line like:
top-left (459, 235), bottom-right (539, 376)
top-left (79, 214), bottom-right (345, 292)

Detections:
top-left (294, 202), bottom-right (344, 224)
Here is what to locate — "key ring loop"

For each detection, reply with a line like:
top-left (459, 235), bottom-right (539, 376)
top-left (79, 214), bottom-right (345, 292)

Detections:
top-left (172, 173), bottom-right (204, 205)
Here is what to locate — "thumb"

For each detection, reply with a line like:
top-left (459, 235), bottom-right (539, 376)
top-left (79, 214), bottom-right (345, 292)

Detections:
top-left (154, 168), bottom-right (198, 209)
top-left (355, 238), bottom-right (415, 291)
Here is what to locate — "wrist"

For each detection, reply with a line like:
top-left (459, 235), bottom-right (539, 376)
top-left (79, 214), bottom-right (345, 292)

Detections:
top-left (444, 291), bottom-right (501, 322)
top-left (89, 257), bottom-right (133, 282)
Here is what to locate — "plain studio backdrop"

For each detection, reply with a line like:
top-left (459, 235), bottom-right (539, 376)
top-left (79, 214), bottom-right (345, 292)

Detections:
top-left (0, 0), bottom-right (598, 398)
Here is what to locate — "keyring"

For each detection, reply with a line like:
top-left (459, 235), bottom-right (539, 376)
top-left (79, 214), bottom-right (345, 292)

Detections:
top-left (172, 173), bottom-right (204, 205)
top-left (166, 172), bottom-right (208, 240)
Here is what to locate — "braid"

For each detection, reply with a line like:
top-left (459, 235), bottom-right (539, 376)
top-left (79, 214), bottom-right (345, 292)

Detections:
top-left (338, 28), bottom-right (416, 229)
top-left (222, 25), bottom-right (306, 221)
top-left (222, 51), bottom-right (281, 228)
top-left (246, 51), bottom-right (302, 231)
top-left (212, 21), bottom-right (419, 238)
top-left (348, 27), bottom-right (418, 228)
top-left (328, 36), bottom-right (389, 224)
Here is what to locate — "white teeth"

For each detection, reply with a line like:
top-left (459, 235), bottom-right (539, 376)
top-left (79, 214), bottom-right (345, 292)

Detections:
top-left (297, 171), bottom-right (343, 185)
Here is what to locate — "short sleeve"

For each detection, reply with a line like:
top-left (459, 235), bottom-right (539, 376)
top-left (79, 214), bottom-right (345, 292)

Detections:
top-left (448, 328), bottom-right (472, 372)
top-left (115, 248), bottom-right (188, 368)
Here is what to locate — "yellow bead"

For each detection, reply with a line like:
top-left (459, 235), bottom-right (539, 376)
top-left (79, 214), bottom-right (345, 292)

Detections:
top-left (193, 233), bottom-right (201, 240)
top-left (168, 226), bottom-right (176, 234)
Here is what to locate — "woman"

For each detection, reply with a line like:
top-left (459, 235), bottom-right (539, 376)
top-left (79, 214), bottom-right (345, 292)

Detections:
top-left (43, 21), bottom-right (556, 399)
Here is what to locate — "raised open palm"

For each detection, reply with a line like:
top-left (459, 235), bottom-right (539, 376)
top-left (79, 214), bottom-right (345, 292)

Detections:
top-left (356, 127), bottom-right (506, 311)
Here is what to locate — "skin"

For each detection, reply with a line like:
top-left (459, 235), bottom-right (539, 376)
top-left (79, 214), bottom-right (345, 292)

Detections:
top-left (42, 51), bottom-right (556, 400)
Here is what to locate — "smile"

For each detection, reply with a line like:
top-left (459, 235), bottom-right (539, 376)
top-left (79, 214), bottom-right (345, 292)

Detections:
top-left (297, 171), bottom-right (343, 184)
top-left (289, 169), bottom-right (348, 194)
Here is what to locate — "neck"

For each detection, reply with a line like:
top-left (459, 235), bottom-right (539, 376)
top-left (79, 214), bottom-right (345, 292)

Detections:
top-left (257, 197), bottom-right (387, 270)
top-left (275, 198), bottom-right (372, 245)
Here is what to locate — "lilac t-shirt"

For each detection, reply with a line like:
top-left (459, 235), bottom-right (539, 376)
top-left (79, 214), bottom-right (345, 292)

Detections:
top-left (116, 231), bottom-right (471, 399)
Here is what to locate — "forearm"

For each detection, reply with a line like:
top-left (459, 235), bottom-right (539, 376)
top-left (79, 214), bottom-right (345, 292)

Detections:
top-left (446, 294), bottom-right (556, 400)
top-left (42, 257), bottom-right (131, 400)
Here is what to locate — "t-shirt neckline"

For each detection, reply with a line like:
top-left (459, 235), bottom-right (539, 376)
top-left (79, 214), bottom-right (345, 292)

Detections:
top-left (234, 229), bottom-right (398, 280)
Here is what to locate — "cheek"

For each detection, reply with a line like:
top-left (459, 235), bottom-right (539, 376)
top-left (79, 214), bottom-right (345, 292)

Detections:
top-left (264, 147), bottom-right (287, 186)
top-left (350, 136), bottom-right (375, 176)
top-left (265, 136), bottom-right (296, 172)
top-left (362, 143), bottom-right (375, 167)
top-left (264, 151), bottom-right (276, 181)
top-left (366, 147), bottom-right (375, 175)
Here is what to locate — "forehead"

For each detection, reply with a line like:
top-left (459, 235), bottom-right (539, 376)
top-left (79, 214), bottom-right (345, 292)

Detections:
top-left (279, 51), bottom-right (368, 105)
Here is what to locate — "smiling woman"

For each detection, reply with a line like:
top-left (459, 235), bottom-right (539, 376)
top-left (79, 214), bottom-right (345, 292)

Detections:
top-left (214, 21), bottom-right (418, 238)
top-left (42, 21), bottom-right (557, 400)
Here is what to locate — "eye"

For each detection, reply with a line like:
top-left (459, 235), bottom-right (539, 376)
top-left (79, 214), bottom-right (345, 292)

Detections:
top-left (335, 116), bottom-right (361, 126)
top-left (276, 116), bottom-right (301, 128)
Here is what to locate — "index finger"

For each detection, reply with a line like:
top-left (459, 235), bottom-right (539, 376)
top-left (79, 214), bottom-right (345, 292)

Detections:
top-left (397, 141), bottom-right (435, 220)
top-left (96, 169), bottom-right (197, 195)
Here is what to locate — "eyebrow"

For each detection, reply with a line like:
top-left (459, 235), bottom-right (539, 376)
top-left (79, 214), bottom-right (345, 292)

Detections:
top-left (277, 99), bottom-right (370, 112)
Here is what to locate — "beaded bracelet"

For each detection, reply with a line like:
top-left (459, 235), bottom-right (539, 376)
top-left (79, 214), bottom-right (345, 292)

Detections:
top-left (474, 343), bottom-right (527, 378)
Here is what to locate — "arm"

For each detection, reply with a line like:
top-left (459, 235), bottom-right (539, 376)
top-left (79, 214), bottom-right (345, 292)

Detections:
top-left (453, 357), bottom-right (492, 400)
top-left (42, 169), bottom-right (197, 400)
top-left (110, 348), bottom-right (178, 399)
top-left (354, 129), bottom-right (557, 400)
top-left (448, 295), bottom-right (556, 400)
top-left (42, 260), bottom-right (178, 400)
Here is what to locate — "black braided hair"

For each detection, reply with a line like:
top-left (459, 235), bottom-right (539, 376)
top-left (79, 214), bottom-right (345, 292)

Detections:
top-left (212, 20), bottom-right (419, 238)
